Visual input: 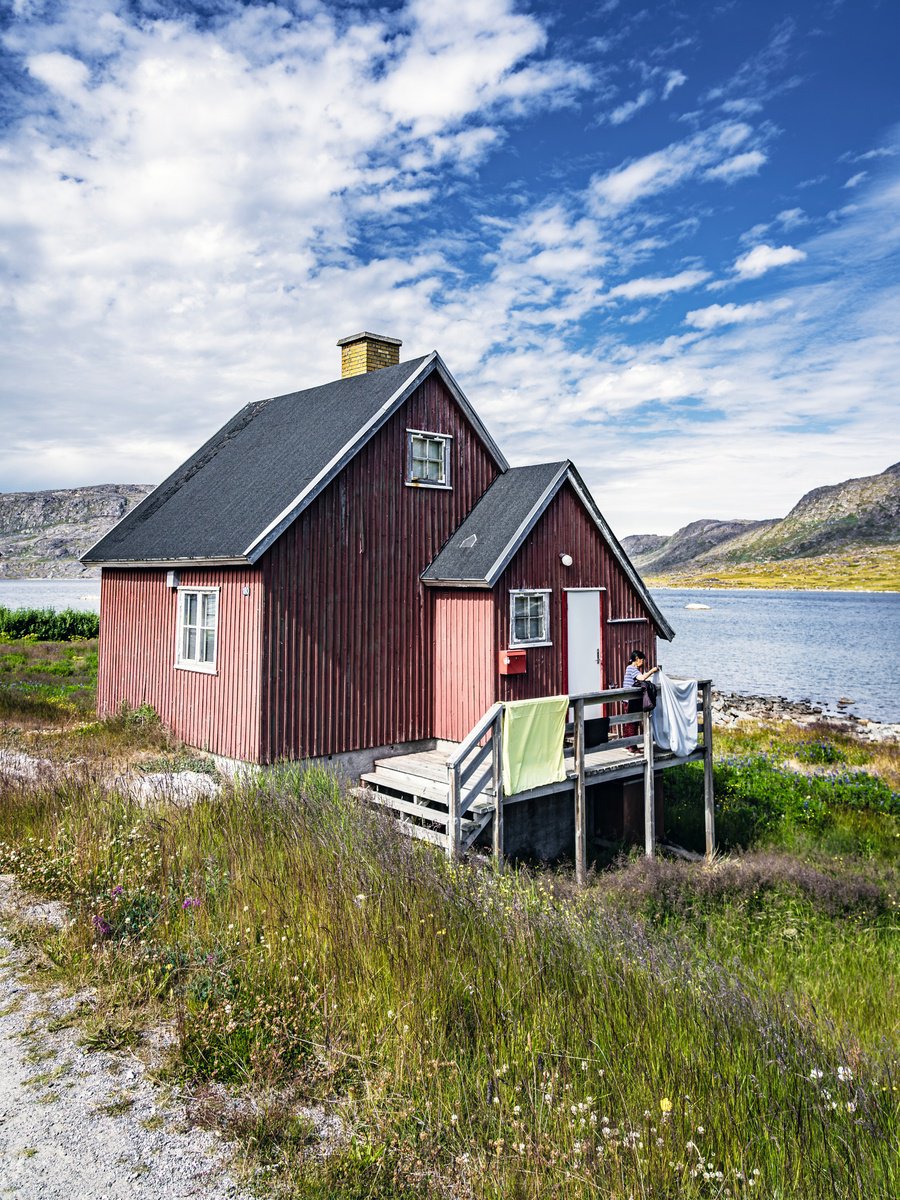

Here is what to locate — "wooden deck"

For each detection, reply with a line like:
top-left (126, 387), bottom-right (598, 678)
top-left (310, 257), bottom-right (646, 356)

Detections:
top-left (358, 678), bottom-right (715, 874)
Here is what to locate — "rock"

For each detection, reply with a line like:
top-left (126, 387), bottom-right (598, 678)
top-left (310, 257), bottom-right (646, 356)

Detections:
top-left (0, 484), bottom-right (155, 579)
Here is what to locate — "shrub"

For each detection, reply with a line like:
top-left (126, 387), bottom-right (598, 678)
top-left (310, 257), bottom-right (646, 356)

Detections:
top-left (0, 606), bottom-right (99, 641)
top-left (665, 756), bottom-right (899, 853)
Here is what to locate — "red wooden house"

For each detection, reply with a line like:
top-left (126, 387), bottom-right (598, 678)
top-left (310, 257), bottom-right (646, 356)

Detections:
top-left (84, 333), bottom-right (675, 792)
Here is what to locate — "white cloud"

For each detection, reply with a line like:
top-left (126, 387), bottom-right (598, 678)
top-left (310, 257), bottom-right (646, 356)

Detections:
top-left (732, 243), bottom-right (807, 279)
top-left (609, 88), bottom-right (653, 125)
top-left (776, 207), bottom-right (806, 229)
top-left (610, 269), bottom-right (710, 300)
top-left (590, 121), bottom-right (756, 208)
top-left (684, 299), bottom-right (792, 329)
top-left (704, 150), bottom-right (766, 181)
top-left (25, 51), bottom-right (89, 96)
top-left (662, 69), bottom-right (687, 100)
top-left (844, 171), bottom-right (868, 189)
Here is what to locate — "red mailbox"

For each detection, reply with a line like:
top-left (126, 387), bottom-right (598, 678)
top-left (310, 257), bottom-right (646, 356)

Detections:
top-left (499, 649), bottom-right (526, 675)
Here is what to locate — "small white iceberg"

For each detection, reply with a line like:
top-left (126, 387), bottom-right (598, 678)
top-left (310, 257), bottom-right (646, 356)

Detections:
top-left (684, 602), bottom-right (711, 610)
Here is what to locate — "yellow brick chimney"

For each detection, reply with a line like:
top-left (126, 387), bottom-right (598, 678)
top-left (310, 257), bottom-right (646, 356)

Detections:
top-left (337, 331), bottom-right (402, 378)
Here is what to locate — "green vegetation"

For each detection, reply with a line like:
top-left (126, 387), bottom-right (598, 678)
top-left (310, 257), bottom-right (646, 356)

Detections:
top-left (645, 543), bottom-right (900, 591)
top-left (0, 650), bottom-right (897, 1197)
top-left (0, 606), bottom-right (100, 641)
top-left (0, 634), bottom-right (98, 722)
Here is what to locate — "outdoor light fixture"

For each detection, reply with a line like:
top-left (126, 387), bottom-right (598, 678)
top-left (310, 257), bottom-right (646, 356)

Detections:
top-left (559, 553), bottom-right (573, 567)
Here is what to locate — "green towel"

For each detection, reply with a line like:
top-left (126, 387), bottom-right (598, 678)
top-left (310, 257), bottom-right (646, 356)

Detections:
top-left (502, 696), bottom-right (569, 795)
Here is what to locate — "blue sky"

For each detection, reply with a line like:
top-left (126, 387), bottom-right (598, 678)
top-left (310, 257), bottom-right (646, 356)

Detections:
top-left (1, 0), bottom-right (898, 534)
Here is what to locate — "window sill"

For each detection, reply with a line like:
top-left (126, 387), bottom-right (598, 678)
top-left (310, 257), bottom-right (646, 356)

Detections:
top-left (404, 480), bottom-right (452, 491)
top-left (508, 640), bottom-right (553, 650)
top-left (174, 661), bottom-right (218, 676)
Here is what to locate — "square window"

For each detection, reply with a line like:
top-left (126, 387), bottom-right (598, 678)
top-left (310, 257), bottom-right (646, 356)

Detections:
top-left (407, 431), bottom-right (451, 488)
top-left (176, 587), bottom-right (219, 672)
top-left (509, 590), bottom-right (551, 647)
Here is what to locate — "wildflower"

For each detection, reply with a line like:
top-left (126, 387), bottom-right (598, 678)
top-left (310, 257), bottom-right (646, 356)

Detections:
top-left (111, 885), bottom-right (124, 897)
top-left (450, 1114), bottom-right (458, 1124)
top-left (837, 1066), bottom-right (853, 1083)
top-left (513, 1105), bottom-right (521, 1116)
top-left (809, 1068), bottom-right (824, 1081)
top-left (696, 1126), bottom-right (705, 1135)
top-left (182, 897), bottom-right (201, 909)
top-left (660, 1097), bottom-right (673, 1114)
top-left (846, 1101), bottom-right (856, 1113)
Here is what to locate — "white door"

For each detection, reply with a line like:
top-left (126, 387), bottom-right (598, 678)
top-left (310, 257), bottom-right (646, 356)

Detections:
top-left (566, 590), bottom-right (604, 715)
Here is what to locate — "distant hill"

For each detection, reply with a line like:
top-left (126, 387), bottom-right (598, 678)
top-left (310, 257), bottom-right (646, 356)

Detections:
top-left (622, 463), bottom-right (900, 591)
top-left (0, 485), bottom-right (155, 579)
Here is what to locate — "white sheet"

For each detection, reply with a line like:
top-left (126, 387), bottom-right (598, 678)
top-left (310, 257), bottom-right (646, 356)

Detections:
top-left (651, 670), bottom-right (698, 756)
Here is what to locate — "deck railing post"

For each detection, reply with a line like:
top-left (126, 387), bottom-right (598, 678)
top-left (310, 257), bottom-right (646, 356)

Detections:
top-left (574, 697), bottom-right (587, 886)
top-left (702, 682), bottom-right (715, 861)
top-left (492, 709), bottom-right (504, 864)
top-left (447, 762), bottom-right (461, 862)
top-left (642, 709), bottom-right (655, 857)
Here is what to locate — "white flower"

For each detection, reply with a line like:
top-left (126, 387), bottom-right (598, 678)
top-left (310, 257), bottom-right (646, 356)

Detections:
top-left (809, 1068), bottom-right (824, 1081)
top-left (450, 1114), bottom-right (458, 1124)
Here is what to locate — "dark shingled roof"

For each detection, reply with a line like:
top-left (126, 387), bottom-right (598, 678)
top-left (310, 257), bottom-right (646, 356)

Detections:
top-left (84, 354), bottom-right (504, 565)
top-left (422, 460), bottom-right (675, 641)
top-left (422, 462), bottom-right (567, 586)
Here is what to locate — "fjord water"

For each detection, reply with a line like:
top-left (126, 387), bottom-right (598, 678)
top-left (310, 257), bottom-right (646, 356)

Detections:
top-left (1, 580), bottom-right (897, 723)
top-left (0, 579), bottom-right (101, 612)
top-left (654, 588), bottom-right (900, 723)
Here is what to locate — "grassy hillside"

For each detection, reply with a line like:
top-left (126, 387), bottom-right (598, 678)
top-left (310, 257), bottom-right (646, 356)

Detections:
top-left (628, 463), bottom-right (900, 590)
top-left (644, 543), bottom-right (900, 591)
top-left (0, 639), bottom-right (897, 1198)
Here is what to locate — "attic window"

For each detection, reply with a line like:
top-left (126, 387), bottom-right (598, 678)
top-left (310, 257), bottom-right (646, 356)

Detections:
top-left (509, 590), bottom-right (551, 648)
top-left (407, 430), bottom-right (451, 489)
top-left (175, 587), bottom-right (219, 674)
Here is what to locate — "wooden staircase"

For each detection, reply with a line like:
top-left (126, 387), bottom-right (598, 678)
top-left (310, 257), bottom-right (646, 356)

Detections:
top-left (358, 749), bottom-right (495, 854)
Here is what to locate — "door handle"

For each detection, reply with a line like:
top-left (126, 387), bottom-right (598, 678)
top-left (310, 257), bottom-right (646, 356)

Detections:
top-left (596, 649), bottom-right (600, 664)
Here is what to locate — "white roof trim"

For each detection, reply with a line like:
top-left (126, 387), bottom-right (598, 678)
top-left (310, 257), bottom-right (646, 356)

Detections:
top-left (564, 466), bottom-right (675, 641)
top-left (243, 353), bottom-right (509, 564)
top-left (92, 557), bottom-right (250, 569)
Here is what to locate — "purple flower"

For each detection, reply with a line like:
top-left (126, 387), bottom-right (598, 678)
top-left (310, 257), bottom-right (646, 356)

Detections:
top-left (111, 885), bottom-right (124, 898)
top-left (182, 897), bottom-right (202, 910)
top-left (92, 915), bottom-right (112, 937)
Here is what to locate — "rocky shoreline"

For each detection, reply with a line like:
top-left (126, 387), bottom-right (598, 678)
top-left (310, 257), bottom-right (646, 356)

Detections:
top-left (712, 690), bottom-right (900, 743)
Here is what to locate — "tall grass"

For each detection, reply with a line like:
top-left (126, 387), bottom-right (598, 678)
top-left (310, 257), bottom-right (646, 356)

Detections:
top-left (0, 764), bottom-right (896, 1199)
top-left (0, 605), bottom-right (99, 640)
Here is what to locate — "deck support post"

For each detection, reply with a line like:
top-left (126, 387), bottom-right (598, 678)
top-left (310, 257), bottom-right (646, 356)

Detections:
top-left (574, 697), bottom-right (587, 886)
top-left (702, 682), bottom-right (715, 861)
top-left (447, 762), bottom-right (461, 862)
top-left (642, 710), bottom-right (655, 857)
top-left (492, 710), bottom-right (504, 864)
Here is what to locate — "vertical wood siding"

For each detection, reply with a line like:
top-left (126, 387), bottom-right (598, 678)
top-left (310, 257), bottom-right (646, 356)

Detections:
top-left (432, 591), bottom-right (494, 742)
top-left (492, 482), bottom-right (660, 705)
top-left (259, 373), bottom-right (500, 761)
top-left (97, 566), bottom-right (263, 761)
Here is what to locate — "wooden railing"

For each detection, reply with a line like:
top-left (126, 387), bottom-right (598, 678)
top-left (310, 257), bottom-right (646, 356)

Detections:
top-left (446, 702), bottom-right (503, 862)
top-left (446, 680), bottom-right (715, 872)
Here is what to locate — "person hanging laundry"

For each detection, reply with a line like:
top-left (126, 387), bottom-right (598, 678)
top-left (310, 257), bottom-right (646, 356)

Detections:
top-left (622, 649), bottom-right (660, 755)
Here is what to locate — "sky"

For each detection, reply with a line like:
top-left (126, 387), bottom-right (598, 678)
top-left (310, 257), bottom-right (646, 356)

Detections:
top-left (1, 0), bottom-right (898, 535)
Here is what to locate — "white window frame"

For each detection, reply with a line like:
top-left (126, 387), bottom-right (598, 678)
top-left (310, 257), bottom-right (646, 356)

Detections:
top-left (509, 589), bottom-right (552, 648)
top-left (406, 429), bottom-right (452, 490)
top-left (175, 586), bottom-right (220, 674)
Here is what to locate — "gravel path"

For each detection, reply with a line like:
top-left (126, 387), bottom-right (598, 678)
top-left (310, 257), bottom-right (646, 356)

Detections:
top-left (0, 888), bottom-right (253, 1200)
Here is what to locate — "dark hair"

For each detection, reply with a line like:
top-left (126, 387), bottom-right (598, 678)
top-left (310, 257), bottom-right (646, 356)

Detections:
top-left (629, 649), bottom-right (646, 663)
